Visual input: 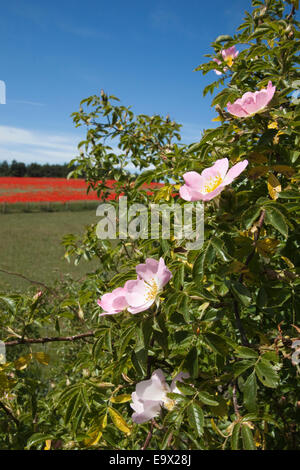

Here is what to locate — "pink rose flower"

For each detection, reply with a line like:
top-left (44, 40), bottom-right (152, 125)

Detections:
top-left (179, 157), bottom-right (248, 202)
top-left (131, 369), bottom-right (189, 424)
top-left (98, 287), bottom-right (128, 316)
top-left (124, 258), bottom-right (172, 314)
top-left (222, 46), bottom-right (239, 65)
top-left (97, 258), bottom-right (172, 316)
top-left (213, 46), bottom-right (239, 75)
top-left (227, 81), bottom-right (276, 118)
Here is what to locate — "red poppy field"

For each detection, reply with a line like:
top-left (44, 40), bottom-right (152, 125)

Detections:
top-left (0, 177), bottom-right (163, 208)
top-left (0, 177), bottom-right (117, 204)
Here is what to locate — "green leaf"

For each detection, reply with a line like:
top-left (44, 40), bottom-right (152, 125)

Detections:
top-left (241, 206), bottom-right (262, 229)
top-left (187, 142), bottom-right (202, 154)
top-left (110, 394), bottom-right (132, 404)
top-left (265, 206), bottom-right (288, 238)
top-left (178, 295), bottom-right (190, 323)
top-left (241, 424), bottom-right (256, 450)
top-left (65, 393), bottom-right (81, 425)
top-left (183, 347), bottom-right (198, 378)
top-left (134, 169), bottom-right (157, 188)
top-left (233, 360), bottom-right (255, 378)
top-left (229, 281), bottom-right (252, 307)
top-left (205, 332), bottom-right (229, 355)
top-left (197, 390), bottom-right (219, 406)
top-left (0, 295), bottom-right (17, 314)
top-left (141, 317), bottom-right (153, 348)
top-left (173, 264), bottom-right (185, 290)
top-left (131, 348), bottom-right (148, 376)
top-left (211, 238), bottom-right (231, 262)
top-left (175, 382), bottom-right (195, 396)
top-left (243, 371), bottom-right (257, 413)
top-left (187, 403), bottom-right (204, 437)
top-left (108, 407), bottom-right (131, 435)
top-left (26, 433), bottom-right (54, 450)
top-left (200, 127), bottom-right (223, 145)
top-left (215, 34), bottom-right (233, 43)
top-left (118, 325), bottom-right (136, 358)
top-left (235, 347), bottom-right (258, 359)
top-left (161, 428), bottom-right (174, 449)
top-left (255, 358), bottom-right (279, 388)
top-left (193, 241), bottom-right (215, 278)
top-left (231, 422), bottom-right (241, 450)
top-left (278, 190), bottom-right (300, 200)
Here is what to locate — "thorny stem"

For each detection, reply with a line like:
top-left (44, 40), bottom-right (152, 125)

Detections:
top-left (4, 331), bottom-right (95, 348)
top-left (141, 421), bottom-right (154, 450)
top-left (0, 268), bottom-right (50, 291)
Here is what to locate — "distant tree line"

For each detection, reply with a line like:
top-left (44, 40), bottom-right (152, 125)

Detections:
top-left (0, 160), bottom-right (137, 179)
top-left (0, 160), bottom-right (77, 178)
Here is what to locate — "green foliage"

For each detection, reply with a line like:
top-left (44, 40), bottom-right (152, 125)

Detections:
top-left (0, 0), bottom-right (299, 450)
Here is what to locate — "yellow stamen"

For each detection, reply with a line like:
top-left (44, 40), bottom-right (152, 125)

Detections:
top-left (204, 174), bottom-right (223, 193)
top-left (164, 399), bottom-right (175, 411)
top-left (145, 278), bottom-right (159, 301)
top-left (225, 55), bottom-right (233, 67)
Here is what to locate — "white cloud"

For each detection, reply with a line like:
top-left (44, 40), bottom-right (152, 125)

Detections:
top-left (0, 122), bottom-right (205, 167)
top-left (0, 125), bottom-right (81, 164)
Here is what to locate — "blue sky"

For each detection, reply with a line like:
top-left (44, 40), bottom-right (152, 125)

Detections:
top-left (0, 0), bottom-right (252, 165)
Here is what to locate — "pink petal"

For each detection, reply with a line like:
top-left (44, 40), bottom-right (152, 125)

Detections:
top-left (223, 160), bottom-right (248, 185)
top-left (198, 185), bottom-right (224, 201)
top-left (222, 46), bottom-right (238, 59)
top-left (127, 299), bottom-right (155, 314)
top-left (131, 400), bottom-right (161, 423)
top-left (98, 287), bottom-right (128, 315)
top-left (136, 369), bottom-right (169, 402)
top-left (124, 279), bottom-right (149, 307)
top-left (228, 82), bottom-right (276, 118)
top-left (156, 257), bottom-right (172, 288)
top-left (254, 81), bottom-right (276, 112)
top-left (179, 184), bottom-right (202, 202)
top-left (99, 310), bottom-right (120, 317)
top-left (130, 392), bottom-right (144, 413)
top-left (201, 158), bottom-right (228, 180)
top-left (183, 171), bottom-right (204, 188)
top-left (227, 101), bottom-right (250, 117)
top-left (136, 258), bottom-right (159, 283)
top-left (213, 58), bottom-right (223, 75)
top-left (240, 93), bottom-right (259, 115)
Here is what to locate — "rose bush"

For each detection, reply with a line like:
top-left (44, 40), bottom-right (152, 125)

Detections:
top-left (0, 0), bottom-right (299, 450)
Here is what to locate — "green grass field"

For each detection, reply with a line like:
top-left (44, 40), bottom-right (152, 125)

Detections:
top-left (0, 210), bottom-right (101, 291)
